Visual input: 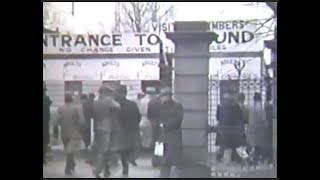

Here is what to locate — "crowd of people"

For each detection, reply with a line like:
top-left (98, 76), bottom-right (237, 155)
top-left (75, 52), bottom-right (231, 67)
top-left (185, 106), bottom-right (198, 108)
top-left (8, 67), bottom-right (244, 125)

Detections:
top-left (43, 82), bottom-right (184, 178)
top-left (43, 81), bottom-right (273, 178)
top-left (207, 90), bottom-right (273, 167)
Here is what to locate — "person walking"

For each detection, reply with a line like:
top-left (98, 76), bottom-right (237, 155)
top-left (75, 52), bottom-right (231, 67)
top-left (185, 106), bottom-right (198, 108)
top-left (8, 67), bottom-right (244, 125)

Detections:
top-left (81, 93), bottom-right (95, 149)
top-left (139, 93), bottom-right (153, 151)
top-left (92, 83), bottom-right (121, 178)
top-left (216, 90), bottom-right (246, 164)
top-left (147, 91), bottom-right (162, 167)
top-left (264, 99), bottom-right (273, 164)
top-left (247, 92), bottom-right (268, 166)
top-left (158, 87), bottom-right (184, 178)
top-left (55, 93), bottom-right (85, 175)
top-left (115, 85), bottom-right (142, 175)
top-left (43, 82), bottom-right (52, 165)
top-left (238, 93), bottom-right (251, 155)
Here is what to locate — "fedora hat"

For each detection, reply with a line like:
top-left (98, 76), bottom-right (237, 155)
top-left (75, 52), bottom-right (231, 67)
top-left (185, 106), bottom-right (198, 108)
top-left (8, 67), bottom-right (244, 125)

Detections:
top-left (158, 86), bottom-right (172, 97)
top-left (98, 83), bottom-right (116, 93)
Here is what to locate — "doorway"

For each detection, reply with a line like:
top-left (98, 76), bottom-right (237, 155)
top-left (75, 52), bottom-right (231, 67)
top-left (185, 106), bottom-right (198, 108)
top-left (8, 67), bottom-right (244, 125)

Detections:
top-left (64, 81), bottom-right (83, 103)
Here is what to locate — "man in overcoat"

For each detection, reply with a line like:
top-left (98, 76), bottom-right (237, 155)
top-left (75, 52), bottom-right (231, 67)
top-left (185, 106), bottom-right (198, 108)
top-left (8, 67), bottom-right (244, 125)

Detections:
top-left (158, 87), bottom-right (184, 178)
top-left (55, 93), bottom-right (85, 175)
top-left (43, 82), bottom-right (52, 165)
top-left (92, 83), bottom-right (121, 178)
top-left (216, 90), bottom-right (246, 164)
top-left (115, 85), bottom-right (142, 175)
top-left (147, 92), bottom-right (162, 167)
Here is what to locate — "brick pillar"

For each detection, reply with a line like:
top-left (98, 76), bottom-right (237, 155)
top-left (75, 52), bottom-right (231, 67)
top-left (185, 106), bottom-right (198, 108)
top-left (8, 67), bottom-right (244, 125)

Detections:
top-left (166, 22), bottom-right (217, 165)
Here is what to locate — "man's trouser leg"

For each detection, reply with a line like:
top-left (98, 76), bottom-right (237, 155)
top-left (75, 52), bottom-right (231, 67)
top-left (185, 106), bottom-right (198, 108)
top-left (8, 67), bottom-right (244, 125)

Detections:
top-left (103, 152), bottom-right (111, 177)
top-left (65, 153), bottom-right (74, 175)
top-left (120, 149), bottom-right (130, 175)
top-left (252, 146), bottom-right (262, 165)
top-left (84, 121), bottom-right (91, 148)
top-left (160, 164), bottom-right (171, 178)
top-left (231, 147), bottom-right (244, 164)
top-left (94, 153), bottom-right (105, 177)
top-left (217, 146), bottom-right (225, 161)
top-left (43, 142), bottom-right (48, 164)
top-left (151, 124), bottom-right (160, 167)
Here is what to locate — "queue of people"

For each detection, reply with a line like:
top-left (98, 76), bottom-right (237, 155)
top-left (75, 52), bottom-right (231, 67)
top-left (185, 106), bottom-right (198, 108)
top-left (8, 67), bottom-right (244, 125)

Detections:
top-left (207, 90), bottom-right (273, 167)
top-left (44, 82), bottom-right (184, 178)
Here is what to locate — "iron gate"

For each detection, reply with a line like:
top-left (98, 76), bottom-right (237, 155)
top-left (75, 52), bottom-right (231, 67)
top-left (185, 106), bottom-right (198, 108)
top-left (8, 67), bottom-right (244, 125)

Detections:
top-left (208, 75), bottom-right (268, 153)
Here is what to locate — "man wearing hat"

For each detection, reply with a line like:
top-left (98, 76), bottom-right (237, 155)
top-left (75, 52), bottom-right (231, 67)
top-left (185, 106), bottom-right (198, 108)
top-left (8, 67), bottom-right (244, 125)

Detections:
top-left (55, 93), bottom-right (85, 175)
top-left (92, 83), bottom-right (121, 178)
top-left (114, 85), bottom-right (142, 176)
top-left (147, 88), bottom-right (162, 167)
top-left (43, 82), bottom-right (52, 165)
top-left (216, 89), bottom-right (245, 164)
top-left (157, 87), bottom-right (184, 178)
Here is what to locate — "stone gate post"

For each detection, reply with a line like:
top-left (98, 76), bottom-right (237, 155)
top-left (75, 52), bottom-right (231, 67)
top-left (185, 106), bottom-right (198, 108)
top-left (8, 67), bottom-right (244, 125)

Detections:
top-left (165, 22), bottom-right (217, 177)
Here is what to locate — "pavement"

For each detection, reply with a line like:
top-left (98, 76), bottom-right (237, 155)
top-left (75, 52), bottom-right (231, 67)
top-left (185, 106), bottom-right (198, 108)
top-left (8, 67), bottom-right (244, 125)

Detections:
top-left (43, 148), bottom-right (160, 178)
top-left (43, 146), bottom-right (277, 178)
top-left (207, 152), bottom-right (277, 178)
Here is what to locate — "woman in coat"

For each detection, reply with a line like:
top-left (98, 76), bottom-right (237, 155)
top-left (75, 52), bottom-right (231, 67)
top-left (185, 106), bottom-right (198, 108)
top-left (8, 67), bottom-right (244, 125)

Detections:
top-left (247, 92), bottom-right (268, 165)
top-left (55, 94), bottom-right (85, 175)
top-left (139, 94), bottom-right (153, 150)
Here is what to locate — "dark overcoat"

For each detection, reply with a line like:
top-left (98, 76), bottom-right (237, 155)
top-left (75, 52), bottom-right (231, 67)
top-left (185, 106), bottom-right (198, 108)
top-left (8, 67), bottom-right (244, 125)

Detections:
top-left (118, 98), bottom-right (142, 151)
top-left (217, 103), bottom-right (246, 149)
top-left (247, 103), bottom-right (268, 148)
top-left (159, 99), bottom-right (184, 166)
top-left (147, 97), bottom-right (162, 146)
top-left (43, 94), bottom-right (52, 146)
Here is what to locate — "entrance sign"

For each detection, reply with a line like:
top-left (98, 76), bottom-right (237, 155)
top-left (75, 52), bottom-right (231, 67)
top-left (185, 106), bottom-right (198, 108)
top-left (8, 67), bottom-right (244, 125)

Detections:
top-left (43, 59), bottom-right (160, 81)
top-left (208, 20), bottom-right (264, 52)
top-left (43, 33), bottom-right (161, 54)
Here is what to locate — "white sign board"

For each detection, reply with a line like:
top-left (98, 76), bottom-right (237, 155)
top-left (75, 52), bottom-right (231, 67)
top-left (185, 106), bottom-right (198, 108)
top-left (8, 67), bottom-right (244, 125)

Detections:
top-left (208, 20), bottom-right (264, 52)
top-left (43, 59), bottom-right (160, 81)
top-left (209, 57), bottom-right (261, 80)
top-left (43, 33), bottom-right (160, 54)
top-left (43, 60), bottom-right (64, 81)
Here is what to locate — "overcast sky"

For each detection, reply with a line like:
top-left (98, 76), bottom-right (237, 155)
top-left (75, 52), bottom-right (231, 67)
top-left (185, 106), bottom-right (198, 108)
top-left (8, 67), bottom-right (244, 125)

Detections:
top-left (53, 2), bottom-right (273, 34)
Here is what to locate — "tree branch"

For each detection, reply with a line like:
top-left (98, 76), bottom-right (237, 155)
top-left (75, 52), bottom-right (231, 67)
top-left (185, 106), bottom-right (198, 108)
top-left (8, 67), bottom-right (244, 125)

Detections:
top-left (159, 5), bottom-right (175, 22)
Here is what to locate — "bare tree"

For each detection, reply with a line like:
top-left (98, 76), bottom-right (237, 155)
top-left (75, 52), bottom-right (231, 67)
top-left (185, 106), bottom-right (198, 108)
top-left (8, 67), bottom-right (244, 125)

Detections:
top-left (117, 2), bottom-right (176, 32)
top-left (43, 2), bottom-right (62, 31)
top-left (246, 2), bottom-right (277, 39)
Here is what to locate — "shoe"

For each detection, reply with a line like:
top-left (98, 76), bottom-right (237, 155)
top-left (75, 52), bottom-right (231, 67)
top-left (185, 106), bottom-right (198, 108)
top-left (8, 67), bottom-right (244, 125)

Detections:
top-left (122, 167), bottom-right (129, 176)
top-left (95, 175), bottom-right (101, 178)
top-left (104, 171), bottom-right (111, 177)
top-left (131, 161), bottom-right (138, 166)
top-left (65, 169), bottom-right (72, 176)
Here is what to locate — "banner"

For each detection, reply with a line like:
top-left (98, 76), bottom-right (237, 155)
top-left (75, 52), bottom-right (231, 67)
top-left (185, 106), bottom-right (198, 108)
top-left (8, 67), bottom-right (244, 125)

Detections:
top-left (43, 33), bottom-right (160, 54)
top-left (209, 57), bottom-right (261, 80)
top-left (209, 20), bottom-right (264, 52)
top-left (63, 60), bottom-right (101, 81)
top-left (43, 59), bottom-right (160, 81)
top-left (43, 60), bottom-right (64, 81)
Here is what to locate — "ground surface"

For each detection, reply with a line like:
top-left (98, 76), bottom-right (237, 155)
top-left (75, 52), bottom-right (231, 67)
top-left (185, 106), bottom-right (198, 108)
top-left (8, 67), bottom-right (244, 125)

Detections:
top-left (43, 146), bottom-right (276, 178)
top-left (43, 145), bottom-right (160, 178)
